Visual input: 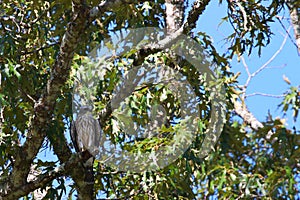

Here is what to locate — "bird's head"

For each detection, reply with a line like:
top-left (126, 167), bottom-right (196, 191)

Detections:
top-left (78, 105), bottom-right (93, 116)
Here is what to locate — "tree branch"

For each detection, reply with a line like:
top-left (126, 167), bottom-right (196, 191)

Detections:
top-left (184, 0), bottom-right (211, 33)
top-left (286, 0), bottom-right (300, 55)
top-left (240, 30), bottom-right (289, 100)
top-left (233, 100), bottom-right (275, 140)
top-left (48, 127), bottom-right (95, 200)
top-left (89, 0), bottom-right (138, 19)
top-left (232, 31), bottom-right (290, 140)
top-left (2, 1), bottom-right (91, 198)
top-left (233, 100), bottom-right (264, 130)
top-left (98, 0), bottom-right (212, 125)
top-left (246, 92), bottom-right (285, 98)
top-left (0, 72), bottom-right (3, 139)
top-left (2, 154), bottom-right (83, 200)
top-left (165, 0), bottom-right (185, 33)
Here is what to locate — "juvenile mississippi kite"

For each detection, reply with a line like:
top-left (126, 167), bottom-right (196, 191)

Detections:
top-left (71, 106), bottom-right (102, 166)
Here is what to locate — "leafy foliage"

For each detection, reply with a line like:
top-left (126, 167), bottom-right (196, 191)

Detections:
top-left (0, 0), bottom-right (300, 199)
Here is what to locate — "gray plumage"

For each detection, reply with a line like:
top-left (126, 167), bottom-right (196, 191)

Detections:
top-left (71, 106), bottom-right (101, 164)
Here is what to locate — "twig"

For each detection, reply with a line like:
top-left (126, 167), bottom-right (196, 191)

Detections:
top-left (241, 56), bottom-right (251, 76)
top-left (265, 64), bottom-right (287, 69)
top-left (246, 92), bottom-right (285, 98)
top-left (277, 15), bottom-right (298, 51)
top-left (232, 26), bottom-right (290, 140)
top-left (20, 43), bottom-right (59, 56)
top-left (240, 28), bottom-right (289, 100)
top-left (251, 28), bottom-right (289, 78)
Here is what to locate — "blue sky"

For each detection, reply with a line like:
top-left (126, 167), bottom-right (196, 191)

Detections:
top-left (199, 1), bottom-right (300, 128)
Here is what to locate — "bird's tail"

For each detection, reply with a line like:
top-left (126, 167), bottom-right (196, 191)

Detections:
top-left (81, 151), bottom-right (95, 184)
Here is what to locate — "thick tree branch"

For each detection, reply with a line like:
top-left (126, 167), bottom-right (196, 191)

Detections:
top-left (233, 100), bottom-right (274, 140)
top-left (1, 0), bottom-right (217, 197)
top-left (133, 0), bottom-right (211, 64)
top-left (99, 0), bottom-right (212, 122)
top-left (287, 0), bottom-right (300, 55)
top-left (2, 155), bottom-right (83, 200)
top-left (165, 0), bottom-right (185, 33)
top-left (0, 72), bottom-right (3, 137)
top-left (48, 129), bottom-right (95, 200)
top-left (233, 100), bottom-right (264, 130)
top-left (184, 0), bottom-right (211, 33)
top-left (2, 1), bottom-right (91, 198)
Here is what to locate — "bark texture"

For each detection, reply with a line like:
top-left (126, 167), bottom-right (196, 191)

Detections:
top-left (287, 0), bottom-right (300, 54)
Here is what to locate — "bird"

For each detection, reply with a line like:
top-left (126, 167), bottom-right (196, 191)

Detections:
top-left (71, 105), bottom-right (102, 167)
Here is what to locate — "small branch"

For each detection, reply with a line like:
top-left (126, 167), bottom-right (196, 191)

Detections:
top-left (240, 56), bottom-right (250, 99)
top-left (241, 56), bottom-right (251, 77)
top-left (132, 27), bottom-right (184, 66)
top-left (89, 0), bottom-right (138, 19)
top-left (239, 29), bottom-right (289, 100)
top-left (246, 92), bottom-right (285, 98)
top-left (20, 43), bottom-right (59, 56)
top-left (232, 26), bottom-right (290, 140)
top-left (265, 64), bottom-right (287, 69)
top-left (277, 15), bottom-right (299, 51)
top-left (18, 88), bottom-right (36, 104)
top-left (251, 29), bottom-right (289, 78)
